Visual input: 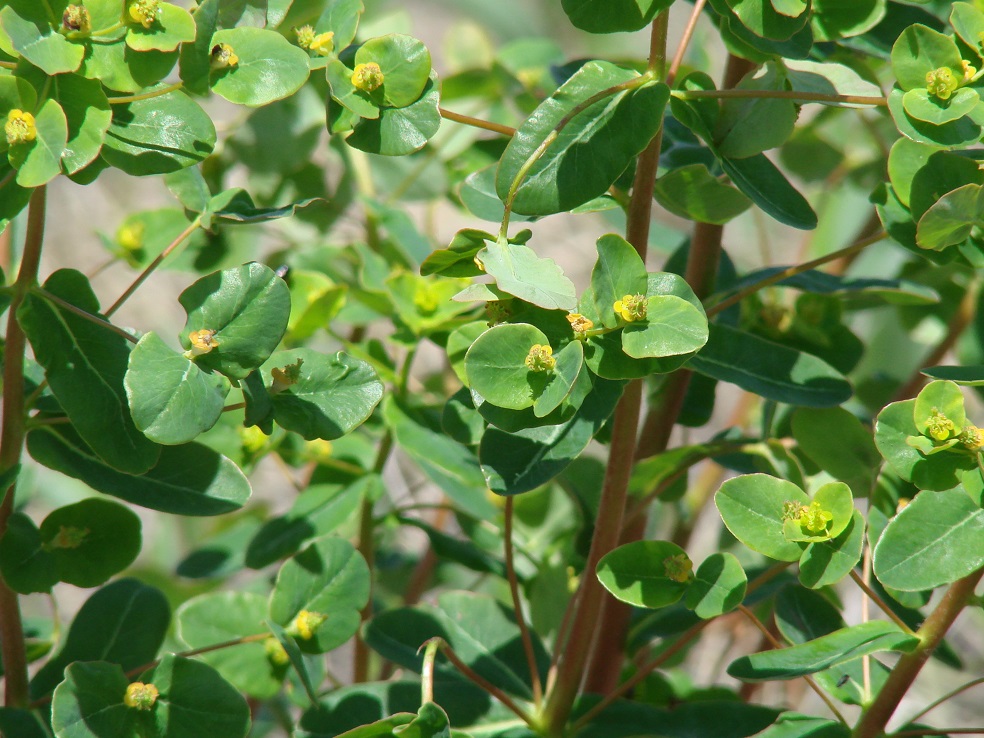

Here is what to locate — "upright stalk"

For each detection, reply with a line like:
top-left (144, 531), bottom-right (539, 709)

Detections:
top-left (852, 569), bottom-right (984, 738)
top-left (0, 186), bottom-right (47, 707)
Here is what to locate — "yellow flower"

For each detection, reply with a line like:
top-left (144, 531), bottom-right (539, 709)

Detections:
top-left (62, 5), bottom-right (91, 33)
top-left (525, 344), bottom-right (555, 372)
top-left (926, 67), bottom-right (959, 100)
top-left (263, 637), bottom-right (290, 665)
top-left (566, 312), bottom-right (594, 335)
top-left (351, 62), bottom-right (384, 92)
top-left (663, 553), bottom-right (693, 583)
top-left (210, 43), bottom-right (239, 69)
top-left (271, 358), bottom-right (304, 393)
top-left (124, 682), bottom-right (159, 710)
top-left (5, 110), bottom-right (36, 146)
top-left (186, 328), bottom-right (219, 357)
top-left (925, 407), bottom-right (956, 442)
top-left (613, 294), bottom-right (647, 322)
top-left (797, 500), bottom-right (833, 535)
top-left (289, 609), bottom-right (327, 640)
top-left (127, 0), bottom-right (160, 29)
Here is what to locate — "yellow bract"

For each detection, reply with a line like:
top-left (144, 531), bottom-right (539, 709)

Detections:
top-left (613, 294), bottom-right (647, 322)
top-left (351, 62), bottom-right (384, 92)
top-left (5, 109), bottom-right (36, 146)
top-left (127, 0), bottom-right (160, 29)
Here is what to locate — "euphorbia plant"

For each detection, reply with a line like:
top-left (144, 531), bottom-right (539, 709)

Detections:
top-left (0, 0), bottom-right (983, 737)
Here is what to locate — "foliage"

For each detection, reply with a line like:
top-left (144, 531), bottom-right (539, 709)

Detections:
top-left (0, 1), bottom-right (981, 738)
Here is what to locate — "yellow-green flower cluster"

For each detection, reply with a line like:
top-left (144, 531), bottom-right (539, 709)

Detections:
top-left (613, 294), bottom-right (647, 322)
top-left (352, 62), bottom-right (384, 92)
top-left (926, 67), bottom-right (959, 100)
top-left (124, 682), bottom-right (159, 711)
top-left (62, 4), bottom-right (91, 32)
top-left (525, 344), bottom-right (555, 372)
top-left (663, 554), bottom-right (693, 583)
top-left (5, 109), bottom-right (36, 146)
top-left (566, 312), bottom-right (594, 335)
top-left (296, 25), bottom-right (334, 56)
top-left (289, 609), bottom-right (327, 640)
top-left (127, 0), bottom-right (160, 29)
top-left (187, 329), bottom-right (219, 358)
top-left (210, 43), bottom-right (239, 69)
top-left (925, 407), bottom-right (956, 441)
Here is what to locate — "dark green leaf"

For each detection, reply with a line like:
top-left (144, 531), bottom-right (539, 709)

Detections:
top-left (652, 163), bottom-right (752, 224)
top-left (597, 540), bottom-right (691, 609)
top-left (347, 76), bottom-right (441, 156)
top-left (560, 0), bottom-right (670, 33)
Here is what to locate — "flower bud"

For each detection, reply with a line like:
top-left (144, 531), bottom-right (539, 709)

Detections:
top-left (288, 609), bottom-right (327, 640)
top-left (124, 682), bottom-right (158, 711)
top-left (62, 5), bottom-right (91, 33)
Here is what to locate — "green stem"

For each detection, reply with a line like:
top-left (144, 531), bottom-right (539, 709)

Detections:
top-left (107, 82), bottom-right (184, 105)
top-left (705, 231), bottom-right (885, 319)
top-left (33, 287), bottom-right (138, 343)
top-left (421, 638), bottom-right (441, 704)
top-left (852, 569), bottom-right (984, 738)
top-left (105, 215), bottom-right (202, 318)
top-left (499, 75), bottom-right (651, 241)
top-left (0, 186), bottom-right (47, 708)
top-left (439, 107), bottom-right (516, 137)
top-left (908, 677), bottom-right (984, 724)
top-left (504, 497), bottom-right (543, 708)
top-left (672, 88), bottom-right (886, 106)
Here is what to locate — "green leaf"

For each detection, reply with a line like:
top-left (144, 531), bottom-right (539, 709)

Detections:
top-left (265, 619), bottom-right (319, 704)
top-left (179, 262), bottom-right (291, 380)
top-left (621, 295), bottom-right (709, 359)
top-left (464, 323), bottom-right (550, 411)
top-left (177, 591), bottom-right (284, 699)
top-left (590, 234), bottom-right (648, 330)
top-left (49, 73), bottom-right (113, 174)
top-left (478, 241), bottom-right (576, 311)
top-left (909, 149), bottom-right (984, 222)
top-left (890, 24), bottom-right (962, 92)
top-left (917, 183), bottom-right (984, 250)
top-left (363, 591), bottom-right (549, 701)
top-left (1, 499), bottom-right (140, 592)
top-left (652, 163), bottom-right (752, 225)
top-left (336, 714), bottom-right (416, 738)
top-left (791, 408), bottom-right (880, 497)
top-left (560, 0), bottom-right (671, 33)
top-left (30, 578), bottom-right (170, 699)
top-left (269, 536), bottom-right (371, 654)
top-left (346, 75), bottom-right (441, 156)
top-left (102, 90), bottom-right (216, 175)
top-left (922, 365), bottom-right (984, 385)
top-left (727, 0), bottom-right (810, 40)
top-left (126, 2), bottom-right (197, 52)
top-left (19, 270), bottom-right (160, 474)
top-left (147, 654), bottom-right (252, 738)
top-left (267, 348), bottom-right (383, 440)
top-left (811, 0), bottom-right (885, 41)
top-left (873, 489), bottom-right (984, 590)
top-left (690, 324), bottom-right (852, 408)
top-left (179, 0), bottom-right (219, 95)
top-left (902, 87), bottom-right (980, 126)
top-left (125, 331), bottom-right (231, 445)
top-left (0, 708), bottom-right (48, 738)
top-left (719, 152), bottom-right (818, 230)
top-left (0, 7), bottom-right (83, 74)
top-left (716, 474), bottom-right (808, 561)
top-left (952, 2), bottom-right (984, 50)
top-left (913, 379), bottom-right (966, 435)
top-left (355, 34), bottom-right (431, 108)
top-left (533, 340), bottom-right (585, 417)
top-left (8, 98), bottom-right (66, 187)
top-left (597, 540), bottom-right (692, 609)
top-left (685, 552), bottom-right (747, 618)
top-left (874, 399), bottom-right (975, 490)
top-left (50, 661), bottom-right (137, 738)
top-left (887, 87), bottom-right (983, 149)
top-left (728, 621), bottom-right (919, 681)
top-left (326, 58), bottom-right (381, 120)
top-left (210, 27), bottom-right (310, 105)
top-left (798, 509), bottom-right (865, 589)
top-left (497, 62), bottom-right (668, 216)
top-left (480, 377), bottom-right (623, 495)
top-left (421, 229), bottom-right (492, 278)
top-left (80, 39), bottom-right (180, 94)
top-left (27, 425), bottom-right (251, 516)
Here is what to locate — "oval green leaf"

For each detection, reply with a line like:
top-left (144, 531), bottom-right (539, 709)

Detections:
top-left (478, 241), bottom-right (576, 311)
top-left (685, 552), bottom-right (747, 618)
top-left (210, 27), bottom-right (311, 105)
top-left (354, 34), bottom-right (431, 108)
top-left (798, 509), bottom-right (865, 589)
top-left (597, 540), bottom-right (692, 609)
top-left (346, 75), bottom-right (441, 156)
top-left (715, 473), bottom-right (808, 562)
top-left (622, 295), bottom-right (709, 359)
top-left (464, 323), bottom-right (550, 411)
top-left (590, 233), bottom-right (648, 330)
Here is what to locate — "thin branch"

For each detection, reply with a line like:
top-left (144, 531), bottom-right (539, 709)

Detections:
top-left (893, 730), bottom-right (984, 737)
top-left (34, 288), bottom-right (138, 343)
top-left (420, 639), bottom-right (441, 705)
top-left (666, 0), bottom-right (707, 85)
top-left (908, 677), bottom-right (984, 724)
top-left (672, 88), bottom-right (886, 106)
top-left (737, 605), bottom-right (846, 724)
top-left (435, 639), bottom-right (536, 726)
top-left (504, 497), bottom-right (543, 707)
top-left (105, 216), bottom-right (202, 318)
top-left (439, 107), bottom-right (515, 137)
top-left (849, 570), bottom-right (914, 634)
top-left (107, 82), bottom-right (184, 105)
top-left (705, 231), bottom-right (886, 318)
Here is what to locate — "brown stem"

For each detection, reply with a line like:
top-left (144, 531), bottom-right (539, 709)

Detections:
top-left (504, 497), bottom-right (543, 707)
top-left (892, 278), bottom-right (980, 402)
top-left (667, 0), bottom-right (707, 85)
top-left (34, 287), bottom-right (138, 343)
top-left (852, 569), bottom-right (984, 738)
top-left (0, 186), bottom-right (47, 708)
top-left (439, 107), bottom-right (516, 137)
top-left (848, 570), bottom-right (914, 634)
